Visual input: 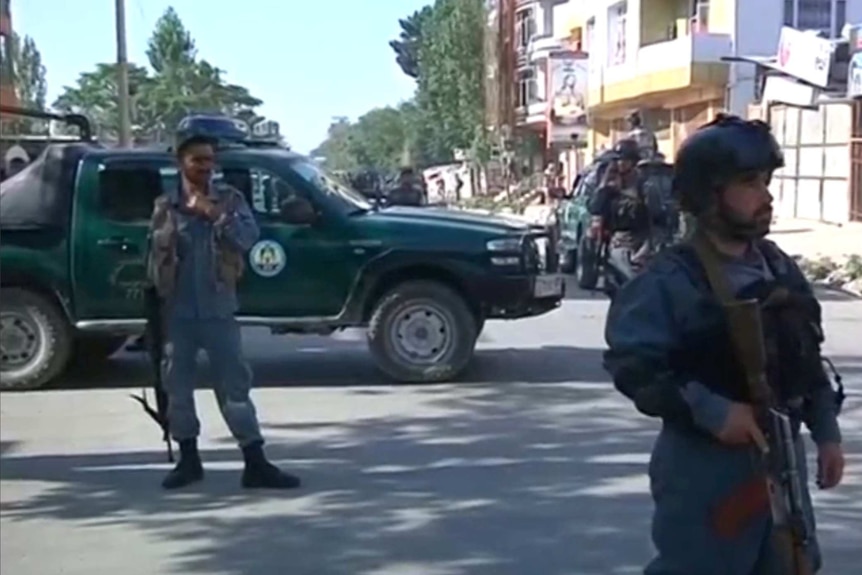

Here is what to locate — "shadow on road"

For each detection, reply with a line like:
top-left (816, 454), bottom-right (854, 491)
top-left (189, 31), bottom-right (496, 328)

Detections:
top-left (0, 381), bottom-right (657, 574)
top-left (53, 345), bottom-right (608, 391)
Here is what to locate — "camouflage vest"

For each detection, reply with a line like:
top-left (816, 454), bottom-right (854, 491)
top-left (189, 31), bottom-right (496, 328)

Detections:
top-left (146, 185), bottom-right (246, 299)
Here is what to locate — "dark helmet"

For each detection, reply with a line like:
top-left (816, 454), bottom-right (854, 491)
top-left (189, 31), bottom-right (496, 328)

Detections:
top-left (673, 113), bottom-right (783, 216)
top-left (613, 138), bottom-right (641, 162)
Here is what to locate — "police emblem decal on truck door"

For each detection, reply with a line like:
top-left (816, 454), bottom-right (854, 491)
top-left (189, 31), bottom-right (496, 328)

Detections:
top-left (249, 240), bottom-right (286, 277)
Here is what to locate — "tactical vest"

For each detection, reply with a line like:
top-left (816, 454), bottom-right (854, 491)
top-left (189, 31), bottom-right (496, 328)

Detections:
top-left (146, 185), bottom-right (246, 299)
top-left (665, 241), bottom-right (830, 407)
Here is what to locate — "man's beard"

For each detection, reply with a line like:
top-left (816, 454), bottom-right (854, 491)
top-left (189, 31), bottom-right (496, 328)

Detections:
top-left (704, 201), bottom-right (773, 241)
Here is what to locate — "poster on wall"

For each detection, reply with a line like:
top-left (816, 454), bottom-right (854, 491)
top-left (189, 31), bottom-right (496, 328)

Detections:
top-left (850, 24), bottom-right (862, 99)
top-left (547, 50), bottom-right (588, 145)
top-left (849, 53), bottom-right (862, 98)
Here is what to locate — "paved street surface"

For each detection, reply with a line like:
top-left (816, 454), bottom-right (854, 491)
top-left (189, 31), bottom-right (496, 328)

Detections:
top-left (2, 284), bottom-right (861, 575)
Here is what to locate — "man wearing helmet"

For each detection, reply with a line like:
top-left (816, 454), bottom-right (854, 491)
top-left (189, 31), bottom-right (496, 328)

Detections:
top-left (626, 110), bottom-right (658, 160)
top-left (146, 131), bottom-right (301, 491)
top-left (603, 114), bottom-right (844, 573)
top-left (589, 138), bottom-right (653, 282)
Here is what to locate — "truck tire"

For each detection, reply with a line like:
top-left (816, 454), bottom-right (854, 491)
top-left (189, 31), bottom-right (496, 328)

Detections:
top-left (367, 280), bottom-right (477, 383)
top-left (0, 288), bottom-right (73, 391)
top-left (71, 335), bottom-right (128, 365)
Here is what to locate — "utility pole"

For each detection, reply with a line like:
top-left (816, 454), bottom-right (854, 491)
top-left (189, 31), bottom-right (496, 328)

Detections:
top-left (115, 0), bottom-right (132, 147)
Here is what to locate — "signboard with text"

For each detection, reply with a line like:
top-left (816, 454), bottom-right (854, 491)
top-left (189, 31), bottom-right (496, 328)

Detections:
top-left (775, 26), bottom-right (834, 88)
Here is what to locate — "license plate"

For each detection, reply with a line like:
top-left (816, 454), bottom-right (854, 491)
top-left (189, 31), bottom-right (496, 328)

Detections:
top-left (533, 274), bottom-right (564, 298)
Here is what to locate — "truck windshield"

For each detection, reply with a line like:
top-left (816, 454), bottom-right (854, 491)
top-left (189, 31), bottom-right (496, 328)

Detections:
top-left (290, 159), bottom-right (372, 213)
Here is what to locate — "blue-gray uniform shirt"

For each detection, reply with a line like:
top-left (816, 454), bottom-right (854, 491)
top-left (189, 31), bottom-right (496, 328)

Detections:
top-left (167, 182), bottom-right (259, 320)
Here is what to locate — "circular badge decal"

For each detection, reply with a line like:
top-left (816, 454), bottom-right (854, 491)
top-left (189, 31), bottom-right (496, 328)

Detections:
top-left (249, 240), bottom-right (286, 278)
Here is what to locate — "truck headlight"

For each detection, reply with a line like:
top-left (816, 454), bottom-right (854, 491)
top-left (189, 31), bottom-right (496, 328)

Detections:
top-left (486, 237), bottom-right (521, 252)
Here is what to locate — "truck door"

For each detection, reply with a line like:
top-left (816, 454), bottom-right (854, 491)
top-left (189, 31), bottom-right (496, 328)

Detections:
top-left (72, 157), bottom-right (172, 320)
top-left (221, 162), bottom-right (361, 318)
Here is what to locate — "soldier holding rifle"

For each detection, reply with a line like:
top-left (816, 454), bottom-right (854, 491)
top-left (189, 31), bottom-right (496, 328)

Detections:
top-left (603, 114), bottom-right (844, 574)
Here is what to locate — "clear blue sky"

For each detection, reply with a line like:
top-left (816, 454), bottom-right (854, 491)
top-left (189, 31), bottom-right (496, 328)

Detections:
top-left (12, 0), bottom-right (429, 153)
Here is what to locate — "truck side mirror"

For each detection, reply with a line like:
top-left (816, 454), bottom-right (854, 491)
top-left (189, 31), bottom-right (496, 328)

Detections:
top-left (279, 197), bottom-right (316, 225)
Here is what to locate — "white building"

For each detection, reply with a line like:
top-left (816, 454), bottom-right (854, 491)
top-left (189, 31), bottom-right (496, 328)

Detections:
top-left (562, 0), bottom-right (862, 158)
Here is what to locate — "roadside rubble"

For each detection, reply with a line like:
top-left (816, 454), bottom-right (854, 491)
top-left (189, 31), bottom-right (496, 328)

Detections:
top-left (795, 255), bottom-right (862, 297)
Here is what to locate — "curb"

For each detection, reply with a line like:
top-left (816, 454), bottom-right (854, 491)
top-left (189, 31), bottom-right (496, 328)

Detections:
top-left (810, 279), bottom-right (862, 299)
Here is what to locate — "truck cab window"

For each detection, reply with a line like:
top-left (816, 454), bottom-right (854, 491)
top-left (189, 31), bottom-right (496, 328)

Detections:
top-left (222, 167), bottom-right (300, 218)
top-left (98, 164), bottom-right (165, 222)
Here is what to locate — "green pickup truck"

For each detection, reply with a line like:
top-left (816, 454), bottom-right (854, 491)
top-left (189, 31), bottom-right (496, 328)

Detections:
top-left (0, 125), bottom-right (564, 391)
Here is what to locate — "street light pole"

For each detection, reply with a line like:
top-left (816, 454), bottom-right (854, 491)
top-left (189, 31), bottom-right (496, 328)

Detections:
top-left (115, 0), bottom-right (132, 147)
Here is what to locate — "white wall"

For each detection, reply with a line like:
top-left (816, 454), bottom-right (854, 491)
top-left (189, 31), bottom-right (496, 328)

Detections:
top-left (728, 0), bottom-right (785, 117)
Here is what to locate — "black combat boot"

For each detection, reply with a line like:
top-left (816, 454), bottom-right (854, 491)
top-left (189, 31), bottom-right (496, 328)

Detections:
top-left (161, 438), bottom-right (204, 490)
top-left (241, 441), bottom-right (301, 489)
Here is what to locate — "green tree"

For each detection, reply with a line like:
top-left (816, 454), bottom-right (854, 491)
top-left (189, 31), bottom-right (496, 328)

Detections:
top-left (1, 33), bottom-right (48, 133)
top-left (53, 63), bottom-right (153, 140)
top-left (388, 6), bottom-right (434, 79)
top-left (310, 104), bottom-right (418, 172)
top-left (414, 0), bottom-right (487, 164)
top-left (141, 8), bottom-right (262, 140)
top-left (53, 7), bottom-right (263, 143)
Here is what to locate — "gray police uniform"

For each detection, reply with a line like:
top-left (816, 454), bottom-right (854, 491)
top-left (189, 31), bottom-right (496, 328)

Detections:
top-left (148, 181), bottom-right (263, 447)
top-left (604, 240), bottom-right (840, 574)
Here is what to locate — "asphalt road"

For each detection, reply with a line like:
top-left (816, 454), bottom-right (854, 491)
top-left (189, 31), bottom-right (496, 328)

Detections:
top-left (1, 284), bottom-right (860, 575)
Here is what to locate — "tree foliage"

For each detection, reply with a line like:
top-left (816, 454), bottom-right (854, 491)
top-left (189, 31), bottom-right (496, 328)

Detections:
top-left (52, 7), bottom-right (263, 143)
top-left (315, 0), bottom-right (488, 170)
top-left (310, 103), bottom-right (419, 173)
top-left (415, 0), bottom-right (487, 164)
top-left (1, 33), bottom-right (48, 133)
top-left (388, 6), bottom-right (434, 79)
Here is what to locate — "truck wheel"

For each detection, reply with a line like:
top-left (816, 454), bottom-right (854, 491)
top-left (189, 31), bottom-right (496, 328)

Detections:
top-left (71, 335), bottom-right (128, 365)
top-left (0, 288), bottom-right (73, 391)
top-left (367, 280), bottom-right (477, 383)
top-left (559, 248), bottom-right (577, 274)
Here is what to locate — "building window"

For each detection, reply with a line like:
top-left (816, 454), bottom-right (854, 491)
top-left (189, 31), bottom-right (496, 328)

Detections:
top-left (783, 0), bottom-right (795, 26)
top-left (797, 0), bottom-right (832, 33)
top-left (516, 8), bottom-right (534, 49)
top-left (517, 69), bottom-right (537, 108)
top-left (586, 18), bottom-right (595, 54)
top-left (608, 3), bottom-right (627, 66)
top-left (835, 0), bottom-right (846, 38)
top-left (691, 1), bottom-right (710, 33)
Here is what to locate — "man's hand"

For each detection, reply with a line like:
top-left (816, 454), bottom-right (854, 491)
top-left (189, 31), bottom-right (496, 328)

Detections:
top-left (817, 442), bottom-right (844, 489)
top-left (186, 193), bottom-right (219, 220)
top-left (716, 402), bottom-right (769, 453)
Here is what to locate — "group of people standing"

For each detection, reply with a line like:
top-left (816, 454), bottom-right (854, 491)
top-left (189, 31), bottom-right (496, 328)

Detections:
top-left (137, 112), bottom-right (844, 574)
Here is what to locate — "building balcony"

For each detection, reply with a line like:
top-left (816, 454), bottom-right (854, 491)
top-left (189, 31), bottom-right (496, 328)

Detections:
top-left (587, 32), bottom-right (732, 111)
top-left (515, 100), bottom-right (547, 127)
top-left (528, 34), bottom-right (562, 62)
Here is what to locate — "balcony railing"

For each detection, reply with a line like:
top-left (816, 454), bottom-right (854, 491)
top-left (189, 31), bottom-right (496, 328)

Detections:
top-left (593, 31), bottom-right (731, 87)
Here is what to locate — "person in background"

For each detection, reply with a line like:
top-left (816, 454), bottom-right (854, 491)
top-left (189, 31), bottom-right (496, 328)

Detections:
top-left (589, 138), bottom-right (653, 280)
top-left (387, 167), bottom-right (425, 206)
top-left (627, 110), bottom-right (659, 160)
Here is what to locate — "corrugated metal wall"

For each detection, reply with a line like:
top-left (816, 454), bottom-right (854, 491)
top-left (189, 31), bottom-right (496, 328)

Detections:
top-left (770, 101), bottom-right (856, 224)
top-left (851, 100), bottom-right (862, 222)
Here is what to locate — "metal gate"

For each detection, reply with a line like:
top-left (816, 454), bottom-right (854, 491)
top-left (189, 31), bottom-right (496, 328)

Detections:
top-left (851, 100), bottom-right (862, 222)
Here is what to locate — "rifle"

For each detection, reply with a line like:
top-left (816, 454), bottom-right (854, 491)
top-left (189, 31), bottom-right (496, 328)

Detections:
top-left (130, 286), bottom-right (174, 462)
top-left (691, 234), bottom-right (813, 575)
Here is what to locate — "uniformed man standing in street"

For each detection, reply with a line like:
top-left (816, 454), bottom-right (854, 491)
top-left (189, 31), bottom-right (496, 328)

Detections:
top-left (604, 114), bottom-right (844, 574)
top-left (589, 138), bottom-right (653, 284)
top-left (147, 130), bottom-right (301, 490)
